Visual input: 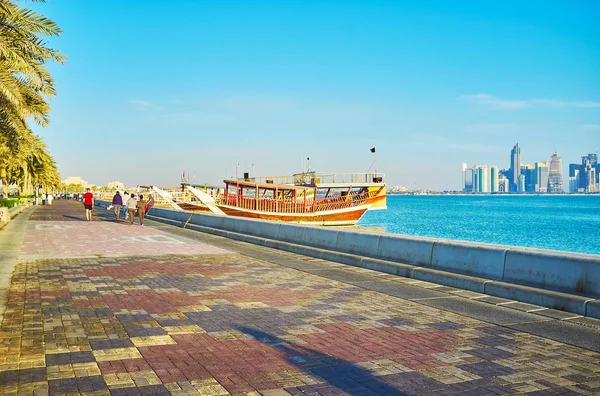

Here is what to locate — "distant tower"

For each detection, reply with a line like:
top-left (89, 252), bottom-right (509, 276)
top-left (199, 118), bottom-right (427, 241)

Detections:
top-left (490, 166), bottom-right (498, 192)
top-left (510, 143), bottom-right (521, 192)
top-left (548, 152), bottom-right (564, 193)
top-left (535, 162), bottom-right (549, 192)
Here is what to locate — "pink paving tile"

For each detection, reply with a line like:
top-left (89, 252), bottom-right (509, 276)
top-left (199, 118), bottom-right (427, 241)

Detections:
top-left (20, 221), bottom-right (231, 257)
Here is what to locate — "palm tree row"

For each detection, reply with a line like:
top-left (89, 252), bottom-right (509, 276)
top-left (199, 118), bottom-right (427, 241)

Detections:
top-left (0, 0), bottom-right (64, 196)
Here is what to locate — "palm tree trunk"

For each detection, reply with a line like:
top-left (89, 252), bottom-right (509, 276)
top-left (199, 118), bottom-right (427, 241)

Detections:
top-left (24, 167), bottom-right (31, 195)
top-left (0, 167), bottom-right (8, 196)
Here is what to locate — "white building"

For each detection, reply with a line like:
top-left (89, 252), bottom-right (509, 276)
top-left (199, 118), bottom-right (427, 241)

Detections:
top-left (62, 176), bottom-right (89, 188)
top-left (107, 181), bottom-right (125, 190)
top-left (498, 176), bottom-right (509, 192)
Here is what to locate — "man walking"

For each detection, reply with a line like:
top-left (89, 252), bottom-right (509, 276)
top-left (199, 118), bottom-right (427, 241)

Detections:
top-left (111, 191), bottom-right (123, 220)
top-left (122, 192), bottom-right (129, 220)
top-left (126, 193), bottom-right (138, 225)
top-left (83, 188), bottom-right (94, 221)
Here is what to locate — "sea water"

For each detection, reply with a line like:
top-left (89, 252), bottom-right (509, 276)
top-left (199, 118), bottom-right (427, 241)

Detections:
top-left (357, 195), bottom-right (600, 255)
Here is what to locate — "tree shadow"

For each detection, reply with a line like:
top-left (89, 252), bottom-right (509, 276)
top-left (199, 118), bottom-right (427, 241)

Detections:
top-left (237, 326), bottom-right (407, 395)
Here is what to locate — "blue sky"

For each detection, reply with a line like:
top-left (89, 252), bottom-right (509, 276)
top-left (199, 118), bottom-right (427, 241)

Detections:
top-left (30, 0), bottom-right (600, 190)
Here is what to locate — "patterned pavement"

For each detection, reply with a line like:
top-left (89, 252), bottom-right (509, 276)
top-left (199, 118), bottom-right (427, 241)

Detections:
top-left (0, 201), bottom-right (599, 395)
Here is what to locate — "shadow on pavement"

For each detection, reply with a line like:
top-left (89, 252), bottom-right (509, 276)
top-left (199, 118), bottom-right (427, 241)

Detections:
top-left (62, 215), bottom-right (85, 221)
top-left (238, 326), bottom-right (407, 396)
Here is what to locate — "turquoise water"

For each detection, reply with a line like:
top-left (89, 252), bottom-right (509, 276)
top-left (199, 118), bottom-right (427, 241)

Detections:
top-left (357, 195), bottom-right (600, 255)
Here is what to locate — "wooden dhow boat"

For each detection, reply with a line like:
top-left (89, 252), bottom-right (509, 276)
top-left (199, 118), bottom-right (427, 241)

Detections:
top-left (253, 171), bottom-right (387, 211)
top-left (215, 179), bottom-right (372, 225)
top-left (139, 170), bottom-right (385, 225)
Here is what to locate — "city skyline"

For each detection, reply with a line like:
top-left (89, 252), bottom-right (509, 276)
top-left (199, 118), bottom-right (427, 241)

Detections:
top-left (25, 1), bottom-right (600, 190)
top-left (463, 143), bottom-right (599, 193)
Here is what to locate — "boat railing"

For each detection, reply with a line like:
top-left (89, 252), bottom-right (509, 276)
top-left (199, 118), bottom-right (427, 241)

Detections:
top-left (252, 172), bottom-right (386, 185)
top-left (220, 189), bottom-right (371, 213)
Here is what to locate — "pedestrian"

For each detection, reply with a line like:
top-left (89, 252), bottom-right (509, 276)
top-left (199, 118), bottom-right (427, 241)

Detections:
top-left (122, 192), bottom-right (129, 220)
top-left (136, 194), bottom-right (147, 226)
top-left (83, 188), bottom-right (94, 221)
top-left (111, 191), bottom-right (123, 220)
top-left (145, 194), bottom-right (154, 214)
top-left (42, 193), bottom-right (47, 205)
top-left (126, 193), bottom-right (137, 225)
top-left (47, 193), bottom-right (53, 206)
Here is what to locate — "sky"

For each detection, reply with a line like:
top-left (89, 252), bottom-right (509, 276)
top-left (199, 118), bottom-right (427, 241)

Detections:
top-left (28, 0), bottom-right (600, 191)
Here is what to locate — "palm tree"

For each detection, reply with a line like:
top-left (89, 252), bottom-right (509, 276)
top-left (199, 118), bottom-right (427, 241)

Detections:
top-left (26, 134), bottom-right (59, 193)
top-left (0, 0), bottom-right (64, 195)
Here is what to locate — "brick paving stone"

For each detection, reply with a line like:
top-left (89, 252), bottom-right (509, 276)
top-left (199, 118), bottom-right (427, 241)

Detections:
top-left (1, 201), bottom-right (600, 395)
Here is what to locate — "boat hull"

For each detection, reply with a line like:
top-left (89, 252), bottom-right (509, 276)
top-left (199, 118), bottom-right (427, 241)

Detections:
top-left (217, 204), bottom-right (370, 226)
top-left (365, 186), bottom-right (387, 210)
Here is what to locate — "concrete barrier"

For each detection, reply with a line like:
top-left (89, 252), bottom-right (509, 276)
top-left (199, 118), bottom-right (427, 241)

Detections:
top-left (301, 226), bottom-right (340, 251)
top-left (336, 230), bottom-right (380, 257)
top-left (586, 300), bottom-right (600, 318)
top-left (189, 213), bottom-right (226, 229)
top-left (276, 224), bottom-right (306, 244)
top-left (413, 267), bottom-right (488, 293)
top-left (0, 207), bottom-right (8, 224)
top-left (360, 257), bottom-right (415, 277)
top-left (8, 203), bottom-right (29, 218)
top-left (0, 203), bottom-right (31, 230)
top-left (484, 281), bottom-right (591, 315)
top-left (377, 234), bottom-right (434, 266)
top-left (222, 216), bottom-right (281, 240)
top-left (431, 241), bottom-right (506, 280)
top-left (150, 207), bottom-right (190, 223)
top-left (503, 249), bottom-right (600, 296)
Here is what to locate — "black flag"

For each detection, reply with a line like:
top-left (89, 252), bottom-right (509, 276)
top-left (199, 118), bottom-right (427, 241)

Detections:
top-left (370, 147), bottom-right (376, 153)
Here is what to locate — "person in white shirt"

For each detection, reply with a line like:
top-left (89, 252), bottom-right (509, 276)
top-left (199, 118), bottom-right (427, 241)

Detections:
top-left (122, 192), bottom-right (129, 220)
top-left (126, 193), bottom-right (138, 225)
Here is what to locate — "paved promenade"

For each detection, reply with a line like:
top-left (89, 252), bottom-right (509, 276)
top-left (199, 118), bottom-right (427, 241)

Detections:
top-left (0, 200), bottom-right (599, 395)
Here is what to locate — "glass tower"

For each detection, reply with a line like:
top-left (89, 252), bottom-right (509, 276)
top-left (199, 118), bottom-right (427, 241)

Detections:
top-left (490, 166), bottom-right (498, 193)
top-left (510, 143), bottom-right (521, 192)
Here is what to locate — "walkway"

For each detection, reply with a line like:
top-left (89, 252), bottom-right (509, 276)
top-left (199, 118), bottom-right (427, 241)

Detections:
top-left (0, 200), bottom-right (599, 395)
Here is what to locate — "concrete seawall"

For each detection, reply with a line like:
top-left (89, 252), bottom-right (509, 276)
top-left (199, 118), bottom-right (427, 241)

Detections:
top-left (98, 202), bottom-right (600, 319)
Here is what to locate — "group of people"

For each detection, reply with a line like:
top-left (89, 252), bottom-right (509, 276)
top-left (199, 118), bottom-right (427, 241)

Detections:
top-left (110, 191), bottom-right (153, 225)
top-left (77, 189), bottom-right (154, 225)
top-left (41, 193), bottom-right (54, 205)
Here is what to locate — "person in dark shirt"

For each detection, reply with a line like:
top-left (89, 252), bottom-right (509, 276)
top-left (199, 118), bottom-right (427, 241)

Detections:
top-left (111, 191), bottom-right (123, 220)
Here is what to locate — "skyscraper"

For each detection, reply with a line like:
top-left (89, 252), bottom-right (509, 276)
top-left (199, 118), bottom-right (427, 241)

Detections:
top-left (580, 155), bottom-right (598, 192)
top-left (479, 165), bottom-right (489, 192)
top-left (510, 143), bottom-right (521, 192)
top-left (548, 152), bottom-right (564, 193)
top-left (517, 174), bottom-right (526, 192)
top-left (535, 162), bottom-right (549, 192)
top-left (521, 164), bottom-right (535, 192)
top-left (490, 166), bottom-right (498, 193)
top-left (463, 165), bottom-right (475, 192)
top-left (568, 153), bottom-right (599, 193)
